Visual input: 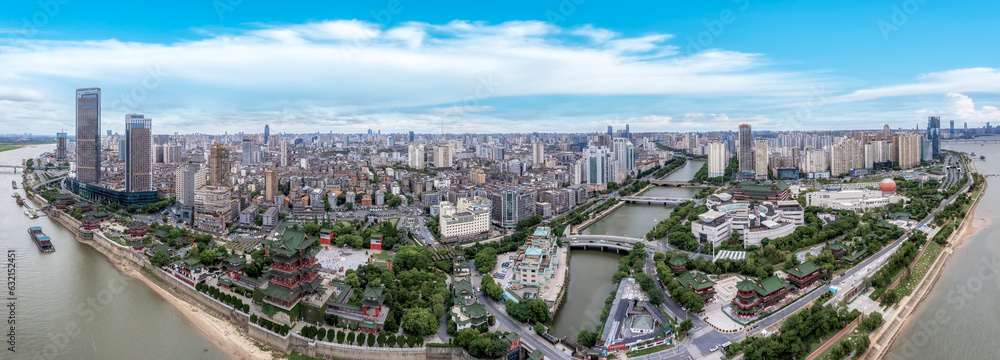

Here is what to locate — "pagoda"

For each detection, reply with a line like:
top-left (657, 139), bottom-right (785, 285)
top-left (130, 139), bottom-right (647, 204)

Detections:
top-left (260, 229), bottom-right (323, 314)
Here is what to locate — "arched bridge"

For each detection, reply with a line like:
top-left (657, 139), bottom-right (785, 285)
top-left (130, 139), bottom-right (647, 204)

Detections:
top-left (649, 180), bottom-right (690, 186)
top-left (621, 196), bottom-right (694, 205)
top-left (0, 164), bottom-right (25, 173)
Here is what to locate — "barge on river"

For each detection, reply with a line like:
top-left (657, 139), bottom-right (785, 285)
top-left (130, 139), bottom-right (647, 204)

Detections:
top-left (28, 226), bottom-right (55, 252)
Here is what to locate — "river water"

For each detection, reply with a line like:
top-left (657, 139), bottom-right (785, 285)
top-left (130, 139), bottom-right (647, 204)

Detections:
top-left (885, 141), bottom-right (1000, 360)
top-left (553, 159), bottom-right (706, 339)
top-left (1, 145), bottom-right (228, 360)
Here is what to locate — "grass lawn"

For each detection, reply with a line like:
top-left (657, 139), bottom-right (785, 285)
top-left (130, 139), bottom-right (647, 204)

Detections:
top-left (0, 144), bottom-right (21, 152)
top-left (896, 241), bottom-right (943, 297)
top-left (284, 351), bottom-right (323, 360)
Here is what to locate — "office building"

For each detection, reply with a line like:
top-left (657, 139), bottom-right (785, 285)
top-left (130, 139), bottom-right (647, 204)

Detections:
top-left (124, 114), bottom-right (152, 192)
top-left (708, 141), bottom-right (726, 178)
top-left (280, 138), bottom-right (288, 167)
top-left (210, 142), bottom-right (230, 186)
top-left (737, 124), bottom-right (754, 179)
top-left (76, 88), bottom-right (101, 184)
top-left (242, 137), bottom-right (254, 166)
top-left (56, 132), bottom-right (67, 162)
top-left (408, 131), bottom-right (415, 142)
top-left (434, 142), bottom-right (452, 168)
top-left (438, 197), bottom-right (492, 243)
top-left (927, 116), bottom-right (940, 158)
top-left (949, 120), bottom-right (955, 138)
top-left (263, 124), bottom-right (270, 145)
top-left (194, 186), bottom-right (237, 234)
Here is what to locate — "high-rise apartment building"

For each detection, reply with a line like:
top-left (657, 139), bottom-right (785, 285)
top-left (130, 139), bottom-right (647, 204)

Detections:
top-left (801, 149), bottom-right (827, 174)
top-left (124, 114), bottom-right (152, 192)
top-left (926, 116), bottom-right (940, 158)
top-left (583, 146), bottom-right (609, 185)
top-left (469, 168), bottom-right (486, 185)
top-left (737, 124), bottom-right (754, 179)
top-left (532, 141), bottom-right (545, 167)
top-left (280, 138), bottom-right (288, 167)
top-left (434, 142), bottom-right (453, 168)
top-left (708, 141), bottom-right (726, 178)
top-left (210, 142), bottom-right (230, 186)
top-left (408, 143), bottom-right (425, 169)
top-left (830, 137), bottom-right (863, 177)
top-left (265, 169), bottom-right (277, 203)
top-left (754, 138), bottom-right (768, 180)
top-left (896, 133), bottom-right (922, 169)
top-left (75, 88), bottom-right (101, 184)
top-left (56, 131), bottom-right (67, 162)
top-left (194, 186), bottom-right (236, 234)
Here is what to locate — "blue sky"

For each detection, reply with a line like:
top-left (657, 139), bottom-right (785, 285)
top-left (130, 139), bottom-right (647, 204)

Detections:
top-left (2, 0), bottom-right (999, 135)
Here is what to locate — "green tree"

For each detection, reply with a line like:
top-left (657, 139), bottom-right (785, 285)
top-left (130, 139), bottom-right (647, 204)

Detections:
top-left (199, 249), bottom-right (217, 264)
top-left (481, 275), bottom-right (504, 301)
top-left (678, 319), bottom-right (693, 337)
top-left (401, 308), bottom-right (438, 336)
top-left (577, 329), bottom-right (599, 347)
top-left (357, 333), bottom-right (366, 346)
top-left (475, 247), bottom-right (498, 274)
top-left (455, 328), bottom-right (479, 348)
top-left (150, 250), bottom-right (171, 267)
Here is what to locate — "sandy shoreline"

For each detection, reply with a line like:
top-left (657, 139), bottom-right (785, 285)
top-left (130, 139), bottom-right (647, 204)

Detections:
top-left (29, 190), bottom-right (274, 360)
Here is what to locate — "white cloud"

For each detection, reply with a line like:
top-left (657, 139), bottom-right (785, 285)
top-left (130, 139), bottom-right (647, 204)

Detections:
top-left (0, 20), bottom-right (833, 133)
top-left (918, 93), bottom-right (1000, 124)
top-left (824, 68), bottom-right (1000, 105)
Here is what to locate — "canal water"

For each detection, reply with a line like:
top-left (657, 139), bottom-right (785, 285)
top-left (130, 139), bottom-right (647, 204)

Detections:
top-left (553, 159), bottom-right (707, 339)
top-left (1, 145), bottom-right (229, 360)
top-left (550, 251), bottom-right (622, 339)
top-left (885, 141), bottom-right (1000, 360)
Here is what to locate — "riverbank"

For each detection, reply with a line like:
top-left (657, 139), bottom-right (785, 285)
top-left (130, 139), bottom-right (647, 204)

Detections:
top-left (864, 161), bottom-right (987, 359)
top-left (27, 190), bottom-right (269, 360)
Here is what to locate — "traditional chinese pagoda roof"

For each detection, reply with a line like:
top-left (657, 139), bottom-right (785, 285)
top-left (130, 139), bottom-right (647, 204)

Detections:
top-left (676, 272), bottom-right (716, 291)
top-left (361, 286), bottom-right (385, 307)
top-left (786, 260), bottom-right (821, 278)
top-left (128, 222), bottom-right (148, 230)
top-left (262, 276), bottom-right (323, 303)
top-left (842, 246), bottom-right (868, 263)
top-left (669, 257), bottom-right (687, 266)
top-left (326, 286), bottom-right (361, 310)
top-left (453, 279), bottom-right (474, 297)
top-left (735, 279), bottom-right (758, 292)
top-left (269, 229), bottom-right (319, 261)
top-left (828, 241), bottom-right (845, 251)
top-left (756, 276), bottom-right (788, 295)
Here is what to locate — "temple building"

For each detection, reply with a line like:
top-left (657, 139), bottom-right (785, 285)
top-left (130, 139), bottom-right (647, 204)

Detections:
top-left (675, 272), bottom-right (716, 302)
top-left (785, 260), bottom-right (822, 289)
top-left (260, 229), bottom-right (323, 317)
top-left (732, 276), bottom-right (791, 318)
top-left (326, 284), bottom-right (389, 334)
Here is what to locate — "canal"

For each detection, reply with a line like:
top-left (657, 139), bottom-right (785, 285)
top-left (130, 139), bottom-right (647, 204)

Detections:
top-left (1, 145), bottom-right (229, 360)
top-left (552, 159), bottom-right (706, 339)
top-left (550, 251), bottom-right (622, 339)
top-left (885, 141), bottom-right (1000, 360)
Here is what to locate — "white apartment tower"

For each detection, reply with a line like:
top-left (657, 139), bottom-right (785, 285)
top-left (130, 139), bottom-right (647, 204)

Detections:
top-left (708, 141), bottom-right (726, 178)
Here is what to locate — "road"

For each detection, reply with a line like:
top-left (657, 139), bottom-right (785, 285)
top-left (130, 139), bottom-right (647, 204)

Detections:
top-left (480, 295), bottom-right (573, 360)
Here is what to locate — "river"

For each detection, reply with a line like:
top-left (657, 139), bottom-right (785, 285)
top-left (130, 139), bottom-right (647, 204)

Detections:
top-left (1, 145), bottom-right (229, 360)
top-left (884, 141), bottom-right (1000, 360)
top-left (553, 159), bottom-right (706, 339)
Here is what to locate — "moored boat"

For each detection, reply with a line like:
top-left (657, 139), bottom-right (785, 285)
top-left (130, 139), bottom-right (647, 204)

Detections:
top-left (28, 226), bottom-right (55, 252)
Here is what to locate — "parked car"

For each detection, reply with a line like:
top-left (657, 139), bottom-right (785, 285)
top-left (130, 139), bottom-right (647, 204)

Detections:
top-left (710, 345), bottom-right (719, 352)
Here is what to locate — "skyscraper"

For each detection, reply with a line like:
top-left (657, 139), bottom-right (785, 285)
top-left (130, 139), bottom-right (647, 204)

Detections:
top-left (708, 141), bottom-right (726, 178)
top-left (434, 142), bottom-right (452, 168)
top-left (583, 146), bottom-right (609, 185)
top-left (607, 126), bottom-right (613, 137)
top-left (737, 124), bottom-right (754, 179)
top-left (883, 124), bottom-right (891, 138)
top-left (949, 120), bottom-right (955, 139)
top-left (210, 142), bottom-right (230, 186)
top-left (55, 131), bottom-right (67, 162)
top-left (927, 116), bottom-right (940, 158)
top-left (532, 141), bottom-right (545, 167)
top-left (408, 131), bottom-right (415, 142)
top-left (625, 124), bottom-right (630, 138)
top-left (280, 138), bottom-right (288, 167)
top-left (265, 169), bottom-right (277, 203)
top-left (263, 125), bottom-right (270, 145)
top-left (754, 138), bottom-right (769, 180)
top-left (75, 88), bottom-right (101, 184)
top-left (241, 137), bottom-right (253, 166)
top-left (125, 114), bottom-right (152, 192)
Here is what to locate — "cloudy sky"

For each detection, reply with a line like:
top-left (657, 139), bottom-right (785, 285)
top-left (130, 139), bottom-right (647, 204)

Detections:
top-left (1, 0), bottom-right (999, 135)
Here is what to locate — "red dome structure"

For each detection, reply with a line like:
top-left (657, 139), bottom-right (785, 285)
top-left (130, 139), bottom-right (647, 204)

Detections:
top-left (879, 178), bottom-right (897, 193)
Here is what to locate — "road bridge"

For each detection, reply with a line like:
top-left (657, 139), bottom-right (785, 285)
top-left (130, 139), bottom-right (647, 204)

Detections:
top-left (621, 196), bottom-right (694, 205)
top-left (649, 180), bottom-right (691, 186)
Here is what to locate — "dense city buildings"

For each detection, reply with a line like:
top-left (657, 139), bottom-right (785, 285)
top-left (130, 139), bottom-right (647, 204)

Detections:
top-left (75, 88), bottom-right (101, 184)
top-left (439, 196), bottom-right (491, 243)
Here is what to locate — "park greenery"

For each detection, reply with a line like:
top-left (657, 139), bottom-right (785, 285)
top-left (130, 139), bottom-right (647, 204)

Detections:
top-left (731, 304), bottom-right (861, 360)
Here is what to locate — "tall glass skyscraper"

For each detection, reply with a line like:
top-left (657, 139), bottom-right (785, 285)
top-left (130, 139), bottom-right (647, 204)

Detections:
top-left (927, 116), bottom-right (940, 158)
top-left (737, 124), bottom-right (754, 179)
top-left (125, 114), bottom-right (152, 192)
top-left (75, 88), bottom-right (101, 184)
